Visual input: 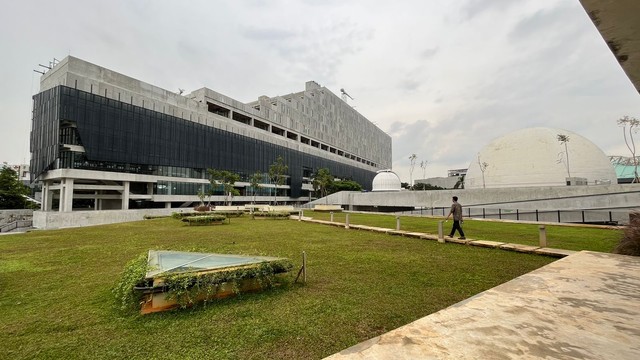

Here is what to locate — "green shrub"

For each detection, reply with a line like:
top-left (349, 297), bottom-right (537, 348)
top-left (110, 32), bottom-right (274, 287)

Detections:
top-left (163, 259), bottom-right (294, 308)
top-left (112, 253), bottom-right (149, 311)
top-left (213, 210), bottom-right (245, 217)
top-left (182, 215), bottom-right (227, 225)
top-left (252, 211), bottom-right (291, 219)
top-left (615, 213), bottom-right (640, 256)
top-left (173, 211), bottom-right (217, 219)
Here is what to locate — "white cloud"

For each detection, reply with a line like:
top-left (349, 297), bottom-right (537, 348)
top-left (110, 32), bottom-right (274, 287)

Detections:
top-left (1, 0), bottom-right (639, 187)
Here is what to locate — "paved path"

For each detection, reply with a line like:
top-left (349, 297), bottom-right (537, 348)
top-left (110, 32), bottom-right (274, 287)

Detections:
top-left (297, 216), bottom-right (575, 258)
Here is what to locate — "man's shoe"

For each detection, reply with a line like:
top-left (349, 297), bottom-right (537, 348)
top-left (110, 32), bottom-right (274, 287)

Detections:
top-left (459, 237), bottom-right (466, 240)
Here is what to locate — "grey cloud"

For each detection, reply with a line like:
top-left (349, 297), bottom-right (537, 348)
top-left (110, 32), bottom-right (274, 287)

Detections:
top-left (460, 0), bottom-right (520, 20)
top-left (508, 3), bottom-right (581, 42)
top-left (242, 27), bottom-right (297, 41)
top-left (399, 78), bottom-right (421, 92)
top-left (421, 47), bottom-right (439, 58)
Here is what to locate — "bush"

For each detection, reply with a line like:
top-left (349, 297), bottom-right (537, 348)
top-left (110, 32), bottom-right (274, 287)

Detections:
top-left (173, 211), bottom-right (217, 219)
top-left (182, 215), bottom-right (227, 225)
top-left (252, 211), bottom-right (291, 219)
top-left (163, 259), bottom-right (294, 308)
top-left (615, 213), bottom-right (640, 256)
top-left (112, 253), bottom-right (149, 311)
top-left (213, 210), bottom-right (245, 217)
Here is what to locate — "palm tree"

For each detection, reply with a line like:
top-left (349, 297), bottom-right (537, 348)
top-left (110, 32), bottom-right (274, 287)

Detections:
top-left (557, 134), bottom-right (571, 179)
top-left (618, 116), bottom-right (640, 183)
top-left (409, 154), bottom-right (417, 189)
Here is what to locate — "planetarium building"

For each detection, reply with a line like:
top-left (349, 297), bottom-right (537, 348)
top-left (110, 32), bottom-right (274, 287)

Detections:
top-left (30, 56), bottom-right (392, 212)
top-left (465, 127), bottom-right (617, 189)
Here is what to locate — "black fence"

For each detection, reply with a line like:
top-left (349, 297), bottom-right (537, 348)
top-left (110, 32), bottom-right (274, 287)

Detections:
top-left (399, 207), bottom-right (625, 226)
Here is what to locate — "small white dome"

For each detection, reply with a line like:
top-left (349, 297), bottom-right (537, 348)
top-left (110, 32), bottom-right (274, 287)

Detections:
top-left (372, 169), bottom-right (402, 191)
top-left (466, 127), bottom-right (617, 189)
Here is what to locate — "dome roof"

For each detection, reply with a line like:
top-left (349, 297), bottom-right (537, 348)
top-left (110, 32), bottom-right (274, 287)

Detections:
top-left (372, 169), bottom-right (402, 192)
top-left (465, 127), bottom-right (617, 189)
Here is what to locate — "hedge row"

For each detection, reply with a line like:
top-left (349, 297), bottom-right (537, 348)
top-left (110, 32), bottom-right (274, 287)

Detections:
top-left (181, 215), bottom-right (227, 225)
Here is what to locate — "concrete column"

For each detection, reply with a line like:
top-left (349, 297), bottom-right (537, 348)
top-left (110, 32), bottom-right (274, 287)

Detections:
top-left (122, 181), bottom-right (130, 210)
top-left (58, 183), bottom-right (64, 212)
top-left (165, 202), bottom-right (172, 209)
top-left (94, 191), bottom-right (99, 210)
top-left (147, 183), bottom-right (154, 195)
top-left (42, 181), bottom-right (52, 211)
top-left (539, 225), bottom-right (547, 247)
top-left (61, 178), bottom-right (74, 212)
top-left (229, 110), bottom-right (234, 120)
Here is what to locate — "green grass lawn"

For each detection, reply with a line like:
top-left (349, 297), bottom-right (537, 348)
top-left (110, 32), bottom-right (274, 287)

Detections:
top-left (306, 211), bottom-right (621, 252)
top-left (0, 215), bottom-right (618, 359)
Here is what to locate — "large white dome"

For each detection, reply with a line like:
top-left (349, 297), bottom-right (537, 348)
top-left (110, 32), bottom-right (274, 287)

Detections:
top-left (372, 170), bottom-right (401, 192)
top-left (465, 127), bottom-right (616, 189)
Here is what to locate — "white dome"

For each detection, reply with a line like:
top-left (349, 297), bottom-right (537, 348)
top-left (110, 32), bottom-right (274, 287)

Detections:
top-left (372, 169), bottom-right (402, 191)
top-left (465, 127), bottom-right (617, 189)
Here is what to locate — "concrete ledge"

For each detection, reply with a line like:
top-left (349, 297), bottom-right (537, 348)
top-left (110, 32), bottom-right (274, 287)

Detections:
top-left (387, 230), bottom-right (411, 236)
top-left (214, 205), bottom-right (244, 211)
top-left (469, 240), bottom-right (506, 248)
top-left (314, 204), bottom-right (343, 212)
top-left (269, 205), bottom-right (296, 213)
top-left (404, 232), bottom-right (426, 238)
top-left (534, 247), bottom-right (578, 258)
top-left (445, 237), bottom-right (470, 245)
top-left (33, 209), bottom-right (177, 229)
top-left (499, 243), bottom-right (541, 253)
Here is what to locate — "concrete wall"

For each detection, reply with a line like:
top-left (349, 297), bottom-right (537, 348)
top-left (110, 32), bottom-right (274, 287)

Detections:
top-left (0, 209), bottom-right (33, 225)
top-left (309, 184), bottom-right (640, 223)
top-left (33, 208), bottom-right (182, 230)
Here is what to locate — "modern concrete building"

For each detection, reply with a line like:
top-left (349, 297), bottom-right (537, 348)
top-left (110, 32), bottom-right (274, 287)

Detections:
top-left (30, 56), bottom-right (391, 212)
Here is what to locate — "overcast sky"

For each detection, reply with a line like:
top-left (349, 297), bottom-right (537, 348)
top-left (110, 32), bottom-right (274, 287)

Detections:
top-left (1, 0), bottom-right (639, 184)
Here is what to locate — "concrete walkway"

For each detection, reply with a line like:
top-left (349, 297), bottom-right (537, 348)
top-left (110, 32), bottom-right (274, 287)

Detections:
top-left (297, 217), bottom-right (576, 258)
top-left (325, 251), bottom-right (640, 359)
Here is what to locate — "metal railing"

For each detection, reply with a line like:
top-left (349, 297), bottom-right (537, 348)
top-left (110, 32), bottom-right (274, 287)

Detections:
top-left (398, 207), bottom-right (624, 225)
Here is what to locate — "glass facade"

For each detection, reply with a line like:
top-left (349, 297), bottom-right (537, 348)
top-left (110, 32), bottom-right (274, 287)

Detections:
top-left (31, 86), bottom-right (377, 197)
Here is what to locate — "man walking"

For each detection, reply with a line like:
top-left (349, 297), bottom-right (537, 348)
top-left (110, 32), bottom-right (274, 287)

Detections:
top-left (445, 196), bottom-right (466, 239)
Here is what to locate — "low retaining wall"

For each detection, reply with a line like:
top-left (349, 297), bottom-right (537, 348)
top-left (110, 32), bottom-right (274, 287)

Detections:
top-left (33, 209), bottom-right (179, 229)
top-left (0, 209), bottom-right (33, 225)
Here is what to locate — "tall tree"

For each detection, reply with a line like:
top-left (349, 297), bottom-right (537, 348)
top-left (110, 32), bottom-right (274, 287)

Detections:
top-left (207, 169), bottom-right (240, 205)
top-left (268, 156), bottom-right (288, 205)
top-left (477, 155), bottom-right (489, 189)
top-left (249, 172), bottom-right (263, 205)
top-left (556, 134), bottom-right (571, 179)
top-left (312, 168), bottom-right (334, 203)
top-left (330, 179), bottom-right (362, 193)
top-left (419, 160), bottom-right (428, 191)
top-left (409, 154), bottom-right (417, 189)
top-left (618, 116), bottom-right (640, 183)
top-left (0, 166), bottom-right (30, 209)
